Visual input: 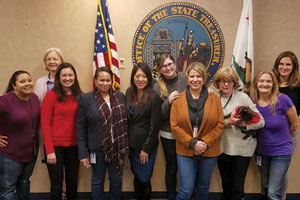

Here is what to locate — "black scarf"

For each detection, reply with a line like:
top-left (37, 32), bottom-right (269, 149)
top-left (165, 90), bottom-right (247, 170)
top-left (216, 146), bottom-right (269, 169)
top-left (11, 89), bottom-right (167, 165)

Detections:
top-left (186, 86), bottom-right (208, 129)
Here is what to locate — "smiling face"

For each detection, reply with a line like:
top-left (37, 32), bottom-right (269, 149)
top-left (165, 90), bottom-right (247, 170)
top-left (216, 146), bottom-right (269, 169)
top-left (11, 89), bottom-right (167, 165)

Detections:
top-left (134, 68), bottom-right (148, 91)
top-left (45, 51), bottom-right (63, 73)
top-left (59, 67), bottom-right (75, 91)
top-left (160, 57), bottom-right (177, 79)
top-left (94, 71), bottom-right (112, 93)
top-left (187, 69), bottom-right (204, 92)
top-left (257, 73), bottom-right (273, 96)
top-left (278, 57), bottom-right (293, 79)
top-left (13, 73), bottom-right (33, 97)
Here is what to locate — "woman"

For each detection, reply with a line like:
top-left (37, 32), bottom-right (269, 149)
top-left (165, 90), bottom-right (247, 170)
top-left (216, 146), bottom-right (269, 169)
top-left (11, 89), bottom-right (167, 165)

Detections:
top-left (153, 54), bottom-right (187, 200)
top-left (213, 66), bottom-right (265, 200)
top-left (170, 62), bottom-right (224, 200)
top-left (0, 70), bottom-right (40, 200)
top-left (273, 51), bottom-right (300, 199)
top-left (250, 71), bottom-right (298, 200)
top-left (35, 47), bottom-right (63, 164)
top-left (76, 67), bottom-right (128, 200)
top-left (41, 62), bottom-right (82, 200)
top-left (35, 47), bottom-right (63, 102)
top-left (126, 62), bottom-right (162, 200)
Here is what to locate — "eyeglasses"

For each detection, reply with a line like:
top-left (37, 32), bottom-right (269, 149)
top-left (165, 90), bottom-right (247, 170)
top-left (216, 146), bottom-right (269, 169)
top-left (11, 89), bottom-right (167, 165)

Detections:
top-left (219, 80), bottom-right (234, 85)
top-left (161, 62), bottom-right (174, 69)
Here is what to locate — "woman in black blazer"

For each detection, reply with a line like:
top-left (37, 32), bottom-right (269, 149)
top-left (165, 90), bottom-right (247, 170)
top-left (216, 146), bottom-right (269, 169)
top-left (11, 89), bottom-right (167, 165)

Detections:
top-left (76, 67), bottom-right (128, 200)
top-left (126, 62), bottom-right (162, 200)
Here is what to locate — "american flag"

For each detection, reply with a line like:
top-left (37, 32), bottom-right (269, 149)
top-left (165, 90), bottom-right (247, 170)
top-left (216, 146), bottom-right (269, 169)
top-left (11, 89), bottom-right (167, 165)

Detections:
top-left (93, 0), bottom-right (120, 90)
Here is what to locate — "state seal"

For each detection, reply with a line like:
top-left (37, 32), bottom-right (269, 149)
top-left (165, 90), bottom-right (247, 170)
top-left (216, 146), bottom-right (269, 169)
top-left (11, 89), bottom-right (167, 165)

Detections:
top-left (132, 2), bottom-right (225, 85)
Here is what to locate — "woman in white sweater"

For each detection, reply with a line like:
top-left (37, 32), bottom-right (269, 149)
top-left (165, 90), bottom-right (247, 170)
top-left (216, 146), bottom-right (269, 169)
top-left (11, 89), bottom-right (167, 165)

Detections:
top-left (213, 66), bottom-right (265, 200)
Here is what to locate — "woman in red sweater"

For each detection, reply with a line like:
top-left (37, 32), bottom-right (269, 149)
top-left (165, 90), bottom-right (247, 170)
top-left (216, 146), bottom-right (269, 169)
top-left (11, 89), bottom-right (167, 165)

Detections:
top-left (41, 62), bottom-right (82, 200)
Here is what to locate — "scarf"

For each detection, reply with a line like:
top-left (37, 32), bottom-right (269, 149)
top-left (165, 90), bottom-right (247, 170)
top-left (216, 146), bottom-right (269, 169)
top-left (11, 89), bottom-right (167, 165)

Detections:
top-left (94, 90), bottom-right (128, 174)
top-left (186, 86), bottom-right (208, 128)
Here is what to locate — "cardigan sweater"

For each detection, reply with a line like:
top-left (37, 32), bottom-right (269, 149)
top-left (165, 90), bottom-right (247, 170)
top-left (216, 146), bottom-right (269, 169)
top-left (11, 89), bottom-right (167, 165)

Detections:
top-left (34, 74), bottom-right (54, 160)
top-left (170, 89), bottom-right (224, 157)
top-left (219, 90), bottom-right (265, 157)
top-left (35, 74), bottom-right (54, 103)
top-left (41, 90), bottom-right (78, 155)
top-left (0, 92), bottom-right (40, 162)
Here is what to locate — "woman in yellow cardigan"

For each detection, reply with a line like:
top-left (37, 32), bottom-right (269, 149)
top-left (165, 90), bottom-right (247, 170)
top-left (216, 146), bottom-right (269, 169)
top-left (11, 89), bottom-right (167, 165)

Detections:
top-left (170, 62), bottom-right (224, 200)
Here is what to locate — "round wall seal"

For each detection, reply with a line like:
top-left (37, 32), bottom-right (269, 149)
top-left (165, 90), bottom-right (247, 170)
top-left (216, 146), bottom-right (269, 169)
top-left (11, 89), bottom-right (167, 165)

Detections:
top-left (132, 2), bottom-right (225, 85)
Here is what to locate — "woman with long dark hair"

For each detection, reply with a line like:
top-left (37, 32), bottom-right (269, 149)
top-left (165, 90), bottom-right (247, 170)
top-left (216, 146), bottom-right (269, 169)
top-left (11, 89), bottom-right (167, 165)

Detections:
top-left (0, 70), bottom-right (40, 199)
top-left (272, 51), bottom-right (300, 200)
top-left (126, 62), bottom-right (162, 200)
top-left (41, 62), bottom-right (82, 200)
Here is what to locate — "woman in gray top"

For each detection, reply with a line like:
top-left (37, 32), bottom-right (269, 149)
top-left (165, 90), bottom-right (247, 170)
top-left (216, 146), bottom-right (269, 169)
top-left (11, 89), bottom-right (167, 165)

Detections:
top-left (153, 54), bottom-right (187, 200)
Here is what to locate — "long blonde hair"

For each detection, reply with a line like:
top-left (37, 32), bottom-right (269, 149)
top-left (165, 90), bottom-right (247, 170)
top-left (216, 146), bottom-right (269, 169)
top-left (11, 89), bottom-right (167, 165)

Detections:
top-left (156, 54), bottom-right (176, 97)
top-left (250, 70), bottom-right (279, 112)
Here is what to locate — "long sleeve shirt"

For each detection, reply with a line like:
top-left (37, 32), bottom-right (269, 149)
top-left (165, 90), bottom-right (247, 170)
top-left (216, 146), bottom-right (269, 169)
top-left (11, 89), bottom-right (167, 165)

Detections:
top-left (41, 90), bottom-right (78, 155)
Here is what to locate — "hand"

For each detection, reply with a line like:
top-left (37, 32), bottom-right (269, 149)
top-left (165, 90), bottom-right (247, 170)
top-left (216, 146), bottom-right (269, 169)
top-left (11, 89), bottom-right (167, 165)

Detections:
top-left (47, 153), bottom-right (57, 165)
top-left (168, 91), bottom-right (179, 104)
top-left (80, 158), bottom-right (91, 168)
top-left (194, 141), bottom-right (207, 155)
top-left (207, 88), bottom-right (215, 94)
top-left (180, 37), bottom-right (185, 42)
top-left (226, 111), bottom-right (245, 127)
top-left (140, 150), bottom-right (149, 164)
top-left (0, 135), bottom-right (8, 148)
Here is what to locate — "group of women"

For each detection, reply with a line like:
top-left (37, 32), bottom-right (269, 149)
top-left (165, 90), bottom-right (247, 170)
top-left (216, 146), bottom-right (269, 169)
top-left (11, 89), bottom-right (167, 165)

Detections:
top-left (0, 49), bottom-right (298, 200)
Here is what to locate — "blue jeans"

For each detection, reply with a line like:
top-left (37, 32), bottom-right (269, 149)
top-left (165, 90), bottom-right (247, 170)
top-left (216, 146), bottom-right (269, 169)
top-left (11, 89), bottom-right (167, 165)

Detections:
top-left (176, 155), bottom-right (217, 200)
top-left (258, 155), bottom-right (291, 200)
top-left (0, 154), bottom-right (36, 200)
top-left (91, 151), bottom-right (122, 200)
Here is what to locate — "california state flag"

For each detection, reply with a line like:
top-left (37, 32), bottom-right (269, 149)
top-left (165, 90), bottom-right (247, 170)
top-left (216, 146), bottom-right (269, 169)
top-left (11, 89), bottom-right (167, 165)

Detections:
top-left (232, 0), bottom-right (253, 93)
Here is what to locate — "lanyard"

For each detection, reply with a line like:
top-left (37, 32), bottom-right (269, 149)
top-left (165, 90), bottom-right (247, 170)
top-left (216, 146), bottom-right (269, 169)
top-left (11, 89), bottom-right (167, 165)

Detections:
top-left (221, 93), bottom-right (233, 109)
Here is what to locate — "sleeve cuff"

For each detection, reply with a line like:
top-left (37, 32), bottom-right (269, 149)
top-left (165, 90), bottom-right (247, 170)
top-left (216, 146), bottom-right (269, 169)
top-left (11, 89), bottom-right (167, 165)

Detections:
top-left (189, 138), bottom-right (197, 149)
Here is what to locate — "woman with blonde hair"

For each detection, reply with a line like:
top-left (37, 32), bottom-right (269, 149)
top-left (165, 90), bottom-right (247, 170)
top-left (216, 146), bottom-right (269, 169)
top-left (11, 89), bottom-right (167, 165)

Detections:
top-left (213, 66), bottom-right (264, 200)
top-left (171, 62), bottom-right (224, 200)
top-left (250, 70), bottom-right (298, 200)
top-left (153, 54), bottom-right (187, 200)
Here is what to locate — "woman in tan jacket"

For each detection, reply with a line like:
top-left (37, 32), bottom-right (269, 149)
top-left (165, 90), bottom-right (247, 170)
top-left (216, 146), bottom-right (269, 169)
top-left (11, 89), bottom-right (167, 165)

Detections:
top-left (170, 62), bottom-right (224, 200)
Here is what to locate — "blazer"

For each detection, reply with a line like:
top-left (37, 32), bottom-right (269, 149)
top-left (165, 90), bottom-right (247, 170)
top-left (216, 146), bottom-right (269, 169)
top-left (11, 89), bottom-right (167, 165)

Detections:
top-left (125, 88), bottom-right (162, 154)
top-left (75, 91), bottom-right (125, 160)
top-left (170, 89), bottom-right (224, 157)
